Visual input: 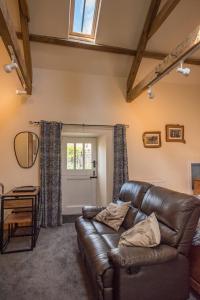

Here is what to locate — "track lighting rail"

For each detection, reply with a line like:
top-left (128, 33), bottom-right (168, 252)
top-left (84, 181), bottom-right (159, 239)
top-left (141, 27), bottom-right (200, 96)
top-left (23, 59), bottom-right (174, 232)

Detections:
top-left (127, 24), bottom-right (200, 102)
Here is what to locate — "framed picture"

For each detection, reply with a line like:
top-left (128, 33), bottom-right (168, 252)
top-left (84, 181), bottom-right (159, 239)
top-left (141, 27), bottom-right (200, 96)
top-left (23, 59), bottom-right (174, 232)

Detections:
top-left (165, 124), bottom-right (185, 143)
top-left (142, 131), bottom-right (161, 148)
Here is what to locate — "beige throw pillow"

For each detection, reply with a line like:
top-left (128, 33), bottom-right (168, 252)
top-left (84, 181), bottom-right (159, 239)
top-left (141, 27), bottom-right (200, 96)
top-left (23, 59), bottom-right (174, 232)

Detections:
top-left (94, 202), bottom-right (131, 231)
top-left (119, 212), bottom-right (161, 247)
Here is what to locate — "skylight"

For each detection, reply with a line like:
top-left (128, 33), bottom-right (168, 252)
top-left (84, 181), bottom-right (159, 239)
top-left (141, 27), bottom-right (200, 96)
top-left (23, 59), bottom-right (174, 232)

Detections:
top-left (69, 0), bottom-right (101, 41)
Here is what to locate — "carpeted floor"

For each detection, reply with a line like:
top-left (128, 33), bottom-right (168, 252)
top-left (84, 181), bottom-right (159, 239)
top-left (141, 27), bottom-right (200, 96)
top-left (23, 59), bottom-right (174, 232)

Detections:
top-left (0, 223), bottom-right (92, 300)
top-left (0, 223), bottom-right (199, 300)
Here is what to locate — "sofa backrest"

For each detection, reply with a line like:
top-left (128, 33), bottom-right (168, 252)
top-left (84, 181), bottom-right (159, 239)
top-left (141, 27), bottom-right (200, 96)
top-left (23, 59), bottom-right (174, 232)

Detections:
top-left (117, 181), bottom-right (152, 230)
top-left (118, 181), bottom-right (152, 208)
top-left (118, 181), bottom-right (200, 256)
top-left (138, 186), bottom-right (200, 256)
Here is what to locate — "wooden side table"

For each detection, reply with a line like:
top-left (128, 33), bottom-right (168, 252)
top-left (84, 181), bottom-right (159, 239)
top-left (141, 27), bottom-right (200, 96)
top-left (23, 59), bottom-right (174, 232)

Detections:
top-left (0, 187), bottom-right (40, 254)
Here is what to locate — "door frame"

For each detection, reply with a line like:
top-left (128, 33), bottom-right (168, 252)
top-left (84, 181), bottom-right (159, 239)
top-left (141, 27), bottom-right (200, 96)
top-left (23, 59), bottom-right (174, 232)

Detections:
top-left (61, 135), bottom-right (97, 215)
top-left (61, 127), bottom-right (114, 211)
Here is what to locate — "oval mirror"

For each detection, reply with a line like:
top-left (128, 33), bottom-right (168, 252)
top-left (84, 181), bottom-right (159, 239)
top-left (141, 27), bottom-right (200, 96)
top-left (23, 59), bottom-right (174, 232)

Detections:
top-left (14, 132), bottom-right (39, 168)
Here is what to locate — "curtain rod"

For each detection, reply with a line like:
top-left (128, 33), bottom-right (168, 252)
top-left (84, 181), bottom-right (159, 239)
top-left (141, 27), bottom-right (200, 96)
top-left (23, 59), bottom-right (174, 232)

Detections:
top-left (29, 121), bottom-right (129, 128)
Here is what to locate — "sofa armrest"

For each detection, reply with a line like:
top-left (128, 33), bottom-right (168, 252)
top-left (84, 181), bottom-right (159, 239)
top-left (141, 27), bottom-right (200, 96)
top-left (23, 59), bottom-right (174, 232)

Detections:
top-left (108, 244), bottom-right (178, 268)
top-left (82, 206), bottom-right (105, 219)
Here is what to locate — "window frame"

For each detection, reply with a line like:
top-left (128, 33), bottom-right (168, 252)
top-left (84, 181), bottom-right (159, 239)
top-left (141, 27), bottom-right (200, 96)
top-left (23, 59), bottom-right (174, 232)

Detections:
top-left (69, 0), bottom-right (101, 41)
top-left (66, 142), bottom-right (93, 171)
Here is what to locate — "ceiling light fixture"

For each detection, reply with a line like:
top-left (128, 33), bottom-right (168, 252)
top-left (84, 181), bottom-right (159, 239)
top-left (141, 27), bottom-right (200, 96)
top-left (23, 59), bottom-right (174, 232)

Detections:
top-left (147, 85), bottom-right (154, 100)
top-left (3, 54), bottom-right (18, 73)
top-left (176, 61), bottom-right (191, 76)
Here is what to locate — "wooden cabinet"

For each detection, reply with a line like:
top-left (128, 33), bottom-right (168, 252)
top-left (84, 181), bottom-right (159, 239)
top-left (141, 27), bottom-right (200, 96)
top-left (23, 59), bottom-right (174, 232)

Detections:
top-left (193, 179), bottom-right (200, 195)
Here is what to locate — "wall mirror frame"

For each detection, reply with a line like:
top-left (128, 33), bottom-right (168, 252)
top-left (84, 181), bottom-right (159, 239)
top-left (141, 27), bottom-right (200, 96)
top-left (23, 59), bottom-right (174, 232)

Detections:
top-left (14, 131), bottom-right (39, 169)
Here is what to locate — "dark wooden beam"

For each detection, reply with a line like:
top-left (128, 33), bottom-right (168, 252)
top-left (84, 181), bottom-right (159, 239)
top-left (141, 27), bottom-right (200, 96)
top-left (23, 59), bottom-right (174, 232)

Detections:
top-left (127, 25), bottom-right (200, 102)
top-left (17, 32), bottom-right (138, 55)
top-left (18, 0), bottom-right (32, 83)
top-left (16, 32), bottom-right (200, 66)
top-left (127, 0), bottom-right (183, 98)
top-left (18, 0), bottom-right (30, 21)
top-left (127, 0), bottom-right (161, 95)
top-left (148, 0), bottom-right (182, 39)
top-left (142, 50), bottom-right (200, 66)
top-left (0, 0), bottom-right (31, 93)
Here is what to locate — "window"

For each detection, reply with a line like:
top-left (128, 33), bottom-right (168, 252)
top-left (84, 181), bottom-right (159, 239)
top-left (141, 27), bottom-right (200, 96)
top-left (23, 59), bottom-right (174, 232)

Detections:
top-left (67, 143), bottom-right (75, 170)
top-left (85, 143), bottom-right (92, 169)
top-left (75, 143), bottom-right (83, 169)
top-left (69, 0), bottom-right (101, 41)
top-left (66, 142), bottom-right (92, 170)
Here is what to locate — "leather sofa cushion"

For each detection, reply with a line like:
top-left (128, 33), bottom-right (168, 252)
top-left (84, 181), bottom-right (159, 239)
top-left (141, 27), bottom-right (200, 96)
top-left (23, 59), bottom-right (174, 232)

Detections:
top-left (141, 186), bottom-right (200, 250)
top-left (134, 210), bottom-right (147, 225)
top-left (81, 233), bottom-right (115, 288)
top-left (116, 200), bottom-right (138, 230)
top-left (82, 206), bottom-right (105, 219)
top-left (92, 220), bottom-right (125, 235)
top-left (75, 216), bottom-right (125, 236)
top-left (83, 234), bottom-right (111, 276)
top-left (75, 217), bottom-right (125, 289)
top-left (119, 181), bottom-right (152, 209)
top-left (102, 234), bottom-right (120, 249)
top-left (75, 216), bottom-right (98, 237)
top-left (108, 244), bottom-right (178, 267)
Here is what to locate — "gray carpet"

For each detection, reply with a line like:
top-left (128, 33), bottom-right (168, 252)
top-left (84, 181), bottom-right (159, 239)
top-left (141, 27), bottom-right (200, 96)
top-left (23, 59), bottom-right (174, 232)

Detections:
top-left (0, 223), bottom-right (199, 300)
top-left (0, 223), bottom-right (91, 300)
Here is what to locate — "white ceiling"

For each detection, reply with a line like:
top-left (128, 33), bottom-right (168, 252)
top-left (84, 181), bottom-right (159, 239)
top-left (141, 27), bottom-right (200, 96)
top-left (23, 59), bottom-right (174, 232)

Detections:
top-left (28, 0), bottom-right (200, 83)
top-left (147, 0), bottom-right (200, 57)
top-left (96, 0), bottom-right (149, 49)
top-left (28, 0), bottom-right (200, 55)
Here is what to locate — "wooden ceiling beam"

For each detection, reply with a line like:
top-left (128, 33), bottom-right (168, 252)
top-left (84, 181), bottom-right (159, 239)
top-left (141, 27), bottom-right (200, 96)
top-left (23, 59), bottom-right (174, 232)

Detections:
top-left (17, 32), bottom-right (138, 55)
top-left (142, 50), bottom-right (200, 66)
top-left (127, 25), bottom-right (200, 102)
top-left (18, 0), bottom-right (32, 83)
top-left (16, 32), bottom-right (200, 66)
top-left (0, 0), bottom-right (31, 94)
top-left (18, 0), bottom-right (29, 21)
top-left (127, 0), bottom-right (183, 98)
top-left (148, 0), bottom-right (182, 39)
top-left (127, 0), bottom-right (161, 94)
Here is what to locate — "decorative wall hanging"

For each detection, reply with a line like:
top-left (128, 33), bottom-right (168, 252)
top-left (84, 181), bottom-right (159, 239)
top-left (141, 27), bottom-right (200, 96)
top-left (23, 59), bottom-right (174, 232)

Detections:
top-left (165, 124), bottom-right (185, 143)
top-left (142, 131), bottom-right (161, 148)
top-left (14, 131), bottom-right (39, 168)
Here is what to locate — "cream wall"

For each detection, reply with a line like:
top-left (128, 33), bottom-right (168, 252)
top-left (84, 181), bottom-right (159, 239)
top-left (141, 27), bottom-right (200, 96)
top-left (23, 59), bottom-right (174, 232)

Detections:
top-left (0, 59), bottom-right (200, 196)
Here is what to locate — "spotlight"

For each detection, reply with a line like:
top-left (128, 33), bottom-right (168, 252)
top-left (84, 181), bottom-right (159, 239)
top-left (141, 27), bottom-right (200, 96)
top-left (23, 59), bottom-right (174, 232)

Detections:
top-left (176, 61), bottom-right (191, 76)
top-left (16, 90), bottom-right (27, 95)
top-left (147, 86), bottom-right (154, 99)
top-left (3, 61), bottom-right (18, 73)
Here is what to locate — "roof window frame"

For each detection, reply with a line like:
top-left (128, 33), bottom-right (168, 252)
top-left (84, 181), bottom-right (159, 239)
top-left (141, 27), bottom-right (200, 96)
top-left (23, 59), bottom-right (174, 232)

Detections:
top-left (69, 0), bottom-right (101, 42)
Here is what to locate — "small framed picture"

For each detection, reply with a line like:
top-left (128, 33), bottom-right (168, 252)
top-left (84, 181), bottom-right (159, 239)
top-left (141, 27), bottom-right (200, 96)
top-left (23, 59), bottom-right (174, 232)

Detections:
top-left (165, 124), bottom-right (185, 143)
top-left (142, 131), bottom-right (161, 148)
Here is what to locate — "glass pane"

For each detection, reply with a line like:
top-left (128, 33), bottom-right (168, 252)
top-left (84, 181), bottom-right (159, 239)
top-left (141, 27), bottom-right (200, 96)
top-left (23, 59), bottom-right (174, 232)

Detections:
top-left (76, 143), bottom-right (83, 169)
top-left (85, 143), bottom-right (92, 169)
top-left (73, 0), bottom-right (96, 35)
top-left (73, 0), bottom-right (85, 33)
top-left (67, 143), bottom-right (74, 170)
top-left (82, 0), bottom-right (96, 35)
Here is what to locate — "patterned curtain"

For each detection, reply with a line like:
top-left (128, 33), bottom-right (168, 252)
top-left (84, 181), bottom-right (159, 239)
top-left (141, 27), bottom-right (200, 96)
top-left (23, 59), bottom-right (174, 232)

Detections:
top-left (113, 124), bottom-right (129, 201)
top-left (40, 121), bottom-right (62, 227)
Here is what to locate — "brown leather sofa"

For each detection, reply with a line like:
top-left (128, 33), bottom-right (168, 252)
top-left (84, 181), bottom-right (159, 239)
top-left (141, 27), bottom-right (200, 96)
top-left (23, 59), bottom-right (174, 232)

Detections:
top-left (75, 181), bottom-right (200, 300)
